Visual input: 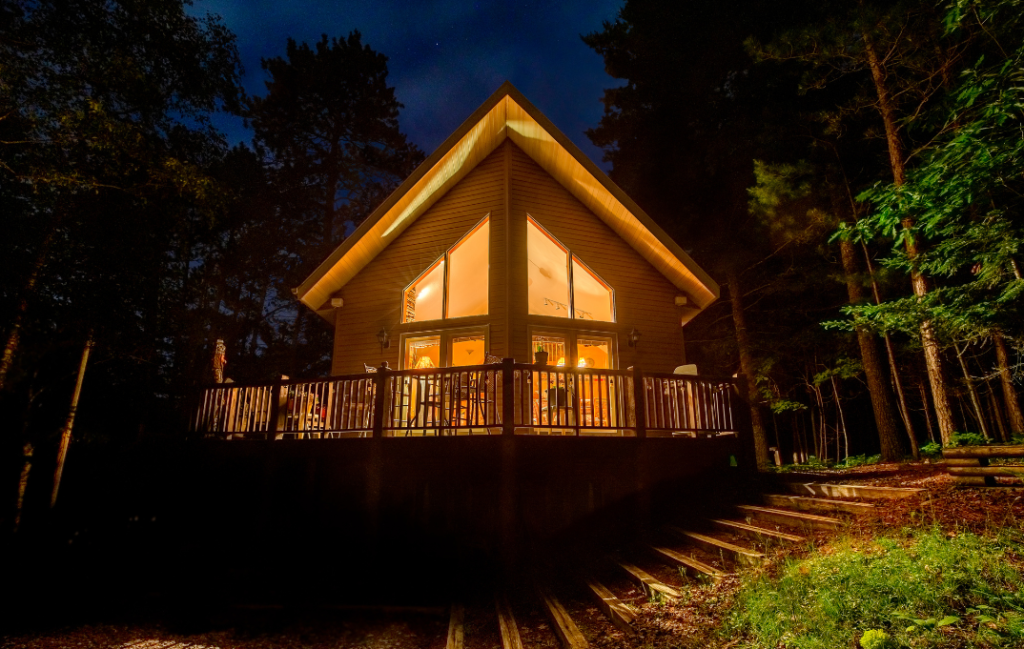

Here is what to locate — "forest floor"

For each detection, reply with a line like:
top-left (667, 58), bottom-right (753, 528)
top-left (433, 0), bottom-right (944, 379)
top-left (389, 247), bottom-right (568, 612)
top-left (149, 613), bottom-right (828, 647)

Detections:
top-left (3, 462), bottom-right (1022, 649)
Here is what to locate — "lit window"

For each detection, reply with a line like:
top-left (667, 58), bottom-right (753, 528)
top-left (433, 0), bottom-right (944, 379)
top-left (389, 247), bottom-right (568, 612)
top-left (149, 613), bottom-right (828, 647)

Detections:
top-left (527, 217), bottom-right (614, 321)
top-left (405, 335), bottom-right (440, 370)
top-left (403, 218), bottom-right (489, 322)
top-left (451, 334), bottom-right (485, 366)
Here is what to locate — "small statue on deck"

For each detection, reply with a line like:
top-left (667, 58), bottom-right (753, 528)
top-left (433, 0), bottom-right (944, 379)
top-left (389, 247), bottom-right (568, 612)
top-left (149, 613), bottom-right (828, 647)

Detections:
top-left (213, 339), bottom-right (227, 383)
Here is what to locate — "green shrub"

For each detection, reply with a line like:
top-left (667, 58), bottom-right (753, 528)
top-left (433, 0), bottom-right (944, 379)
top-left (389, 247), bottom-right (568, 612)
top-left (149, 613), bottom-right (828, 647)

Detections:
top-left (729, 529), bottom-right (1024, 648)
top-left (949, 432), bottom-right (989, 447)
top-left (920, 441), bottom-right (943, 458)
top-left (841, 453), bottom-right (881, 468)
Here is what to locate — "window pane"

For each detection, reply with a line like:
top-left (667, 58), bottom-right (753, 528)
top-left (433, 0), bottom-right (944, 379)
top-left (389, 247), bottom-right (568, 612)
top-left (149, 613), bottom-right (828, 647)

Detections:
top-left (447, 220), bottom-right (489, 318)
top-left (404, 259), bottom-right (444, 323)
top-left (405, 335), bottom-right (441, 369)
top-left (533, 334), bottom-right (567, 366)
top-left (528, 219), bottom-right (569, 318)
top-left (451, 334), bottom-right (485, 366)
top-left (577, 337), bottom-right (613, 369)
top-left (572, 257), bottom-right (614, 322)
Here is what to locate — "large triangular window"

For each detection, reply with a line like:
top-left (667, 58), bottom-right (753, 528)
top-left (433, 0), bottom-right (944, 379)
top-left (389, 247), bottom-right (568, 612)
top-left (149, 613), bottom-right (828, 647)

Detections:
top-left (403, 217), bottom-right (489, 323)
top-left (527, 216), bottom-right (614, 321)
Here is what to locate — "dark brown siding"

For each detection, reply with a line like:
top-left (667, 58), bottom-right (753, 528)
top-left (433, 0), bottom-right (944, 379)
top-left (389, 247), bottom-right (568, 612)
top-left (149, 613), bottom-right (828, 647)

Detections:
top-left (508, 143), bottom-right (684, 373)
top-left (332, 145), bottom-right (507, 374)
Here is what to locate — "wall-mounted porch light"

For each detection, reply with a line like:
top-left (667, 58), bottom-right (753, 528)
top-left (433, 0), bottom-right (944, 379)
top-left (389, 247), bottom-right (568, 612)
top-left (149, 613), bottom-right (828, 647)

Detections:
top-left (377, 327), bottom-right (390, 353)
top-left (627, 327), bottom-right (641, 348)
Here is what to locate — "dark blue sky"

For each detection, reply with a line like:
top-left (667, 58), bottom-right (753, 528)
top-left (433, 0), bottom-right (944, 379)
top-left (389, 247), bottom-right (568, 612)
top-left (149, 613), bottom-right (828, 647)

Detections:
top-left (194, 0), bottom-right (624, 171)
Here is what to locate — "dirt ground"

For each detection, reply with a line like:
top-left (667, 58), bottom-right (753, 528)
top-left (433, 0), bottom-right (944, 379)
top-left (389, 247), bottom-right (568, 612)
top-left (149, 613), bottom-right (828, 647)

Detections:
top-left (3, 463), bottom-right (1022, 649)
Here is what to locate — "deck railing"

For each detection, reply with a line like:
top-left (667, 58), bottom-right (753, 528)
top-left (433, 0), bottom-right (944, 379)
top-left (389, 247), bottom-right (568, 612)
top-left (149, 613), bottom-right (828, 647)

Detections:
top-left (189, 360), bottom-right (749, 440)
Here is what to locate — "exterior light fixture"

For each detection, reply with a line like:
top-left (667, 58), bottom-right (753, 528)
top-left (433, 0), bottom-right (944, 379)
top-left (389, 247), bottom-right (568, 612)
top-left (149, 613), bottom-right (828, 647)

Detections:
top-left (377, 327), bottom-right (390, 353)
top-left (628, 327), bottom-right (641, 348)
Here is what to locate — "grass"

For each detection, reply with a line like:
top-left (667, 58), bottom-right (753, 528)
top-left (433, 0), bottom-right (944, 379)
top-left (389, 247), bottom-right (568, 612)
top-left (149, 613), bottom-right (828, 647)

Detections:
top-left (727, 528), bottom-right (1024, 648)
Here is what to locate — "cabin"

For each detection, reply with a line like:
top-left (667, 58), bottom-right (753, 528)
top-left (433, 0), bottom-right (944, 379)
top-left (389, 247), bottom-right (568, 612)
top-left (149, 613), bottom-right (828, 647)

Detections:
top-left (297, 82), bottom-right (718, 379)
top-left (183, 84), bottom-right (754, 578)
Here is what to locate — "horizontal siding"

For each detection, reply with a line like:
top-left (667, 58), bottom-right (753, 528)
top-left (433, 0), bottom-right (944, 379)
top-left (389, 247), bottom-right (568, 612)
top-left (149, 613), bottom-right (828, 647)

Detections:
top-left (333, 145), bottom-right (508, 374)
top-left (508, 143), bottom-right (684, 373)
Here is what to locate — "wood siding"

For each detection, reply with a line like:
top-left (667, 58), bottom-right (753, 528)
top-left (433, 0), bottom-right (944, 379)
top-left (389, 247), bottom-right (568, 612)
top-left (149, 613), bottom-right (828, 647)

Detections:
top-left (508, 143), bottom-right (684, 373)
top-left (332, 145), bottom-right (507, 374)
top-left (331, 140), bottom-right (686, 375)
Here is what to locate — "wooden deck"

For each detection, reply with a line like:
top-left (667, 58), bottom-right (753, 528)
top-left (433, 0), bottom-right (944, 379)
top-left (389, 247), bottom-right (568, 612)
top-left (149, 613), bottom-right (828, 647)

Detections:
top-left (190, 360), bottom-right (748, 441)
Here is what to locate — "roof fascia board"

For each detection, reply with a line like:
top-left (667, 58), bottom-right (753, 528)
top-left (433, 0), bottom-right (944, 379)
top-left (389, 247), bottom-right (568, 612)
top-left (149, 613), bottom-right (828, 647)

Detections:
top-left (500, 86), bottom-right (719, 306)
top-left (295, 83), bottom-right (515, 308)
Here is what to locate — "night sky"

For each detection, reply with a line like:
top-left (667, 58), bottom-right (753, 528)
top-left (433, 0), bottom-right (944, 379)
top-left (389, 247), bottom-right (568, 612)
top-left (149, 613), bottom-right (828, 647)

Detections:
top-left (194, 0), bottom-right (623, 171)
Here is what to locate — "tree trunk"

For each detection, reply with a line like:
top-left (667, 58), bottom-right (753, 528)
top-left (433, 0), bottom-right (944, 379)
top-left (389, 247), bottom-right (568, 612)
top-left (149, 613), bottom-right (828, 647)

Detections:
top-left (51, 335), bottom-right (93, 507)
top-left (839, 239), bottom-right (904, 461)
top-left (954, 342), bottom-right (990, 439)
top-left (987, 383), bottom-right (1009, 442)
top-left (13, 443), bottom-right (33, 533)
top-left (918, 381), bottom-right (936, 442)
top-left (993, 331), bottom-right (1024, 435)
top-left (727, 270), bottom-right (770, 469)
top-left (860, 243), bottom-right (919, 458)
top-left (862, 25), bottom-right (957, 444)
top-left (0, 228), bottom-right (56, 391)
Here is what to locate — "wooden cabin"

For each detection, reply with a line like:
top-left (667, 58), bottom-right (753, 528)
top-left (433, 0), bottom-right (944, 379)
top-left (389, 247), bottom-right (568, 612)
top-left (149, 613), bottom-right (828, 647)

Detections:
top-left (295, 82), bottom-right (719, 376)
top-left (178, 86), bottom-right (749, 576)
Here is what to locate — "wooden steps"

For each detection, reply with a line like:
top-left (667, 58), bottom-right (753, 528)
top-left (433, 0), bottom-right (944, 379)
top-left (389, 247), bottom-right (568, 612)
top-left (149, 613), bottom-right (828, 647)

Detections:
top-left (665, 527), bottom-right (765, 567)
top-left (538, 586), bottom-right (589, 649)
top-left (615, 560), bottom-right (681, 602)
top-left (781, 482), bottom-right (925, 500)
top-left (584, 578), bottom-right (636, 635)
top-left (446, 603), bottom-right (464, 649)
top-left (763, 493), bottom-right (878, 516)
top-left (649, 545), bottom-right (730, 581)
top-left (736, 504), bottom-right (844, 531)
top-left (495, 595), bottom-right (524, 649)
top-left (709, 518), bottom-right (806, 544)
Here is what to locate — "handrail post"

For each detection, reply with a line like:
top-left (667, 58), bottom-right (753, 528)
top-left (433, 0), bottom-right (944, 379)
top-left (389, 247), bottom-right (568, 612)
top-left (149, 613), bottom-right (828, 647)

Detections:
top-left (501, 358), bottom-right (515, 436)
top-left (632, 366), bottom-right (647, 439)
top-left (372, 362), bottom-right (388, 439)
top-left (269, 377), bottom-right (283, 441)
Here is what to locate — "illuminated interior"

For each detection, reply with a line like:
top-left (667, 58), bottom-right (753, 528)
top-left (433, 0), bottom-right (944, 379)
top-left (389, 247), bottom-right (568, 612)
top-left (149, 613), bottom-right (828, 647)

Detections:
top-left (404, 218), bottom-right (489, 322)
top-left (451, 334), bottom-right (485, 366)
top-left (572, 258), bottom-right (614, 322)
top-left (405, 335), bottom-right (441, 369)
top-left (528, 219), bottom-right (570, 318)
top-left (404, 260), bottom-right (444, 323)
top-left (577, 336), bottom-right (612, 369)
top-left (527, 217), bottom-right (613, 321)
top-left (533, 334), bottom-right (566, 364)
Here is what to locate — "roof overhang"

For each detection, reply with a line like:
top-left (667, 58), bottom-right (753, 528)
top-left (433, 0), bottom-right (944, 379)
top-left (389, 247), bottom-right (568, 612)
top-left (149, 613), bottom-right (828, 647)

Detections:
top-left (295, 81), bottom-right (720, 323)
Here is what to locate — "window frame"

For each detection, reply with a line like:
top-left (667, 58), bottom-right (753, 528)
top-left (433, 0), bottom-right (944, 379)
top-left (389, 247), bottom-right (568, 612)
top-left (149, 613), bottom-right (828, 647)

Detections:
top-left (402, 214), bottom-right (490, 324)
top-left (529, 326), bottom-right (619, 370)
top-left (526, 215), bottom-right (616, 323)
top-left (399, 325), bottom-right (490, 369)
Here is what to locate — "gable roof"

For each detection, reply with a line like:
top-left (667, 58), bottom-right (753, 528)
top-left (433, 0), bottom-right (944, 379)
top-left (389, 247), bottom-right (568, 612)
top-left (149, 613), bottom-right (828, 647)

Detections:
top-left (295, 81), bottom-right (719, 321)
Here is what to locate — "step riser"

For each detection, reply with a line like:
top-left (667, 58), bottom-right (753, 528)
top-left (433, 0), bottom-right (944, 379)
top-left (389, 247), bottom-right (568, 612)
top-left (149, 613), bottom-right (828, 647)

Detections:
top-left (649, 545), bottom-right (729, 581)
top-left (668, 528), bottom-right (764, 567)
top-left (710, 519), bottom-right (806, 545)
top-left (763, 494), bottom-right (877, 516)
top-left (782, 482), bottom-right (924, 500)
top-left (737, 506), bottom-right (843, 531)
top-left (616, 561), bottom-right (681, 602)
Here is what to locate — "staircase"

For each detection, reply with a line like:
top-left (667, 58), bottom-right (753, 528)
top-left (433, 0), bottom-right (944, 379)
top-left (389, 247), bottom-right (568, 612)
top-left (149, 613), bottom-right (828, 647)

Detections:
top-left (451, 481), bottom-right (925, 649)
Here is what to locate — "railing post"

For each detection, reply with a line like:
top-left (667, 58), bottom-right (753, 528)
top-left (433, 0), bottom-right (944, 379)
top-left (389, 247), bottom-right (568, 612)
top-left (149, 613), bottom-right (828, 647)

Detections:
top-left (501, 358), bottom-right (515, 436)
top-left (372, 362), bottom-right (388, 439)
top-left (269, 377), bottom-right (283, 441)
top-left (632, 366), bottom-right (647, 439)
